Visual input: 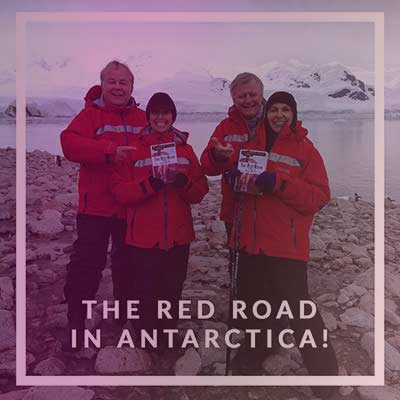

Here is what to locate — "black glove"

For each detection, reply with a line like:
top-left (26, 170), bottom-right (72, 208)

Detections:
top-left (149, 175), bottom-right (164, 192)
top-left (173, 173), bottom-right (189, 189)
top-left (223, 167), bottom-right (242, 190)
top-left (254, 171), bottom-right (276, 193)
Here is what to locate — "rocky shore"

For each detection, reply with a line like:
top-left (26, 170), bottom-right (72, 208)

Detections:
top-left (0, 147), bottom-right (399, 399)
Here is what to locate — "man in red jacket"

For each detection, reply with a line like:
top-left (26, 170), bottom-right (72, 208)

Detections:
top-left (60, 60), bottom-right (147, 351)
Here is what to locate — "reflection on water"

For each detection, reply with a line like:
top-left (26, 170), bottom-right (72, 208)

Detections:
top-left (0, 117), bottom-right (398, 201)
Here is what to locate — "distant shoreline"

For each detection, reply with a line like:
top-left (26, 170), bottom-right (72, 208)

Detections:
top-left (2, 110), bottom-right (400, 124)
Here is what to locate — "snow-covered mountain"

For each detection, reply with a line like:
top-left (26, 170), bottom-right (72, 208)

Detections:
top-left (135, 69), bottom-right (231, 113)
top-left (1, 59), bottom-right (399, 117)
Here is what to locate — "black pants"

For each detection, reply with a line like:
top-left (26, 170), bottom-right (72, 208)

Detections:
top-left (64, 214), bottom-right (131, 326)
top-left (236, 252), bottom-right (338, 376)
top-left (128, 245), bottom-right (190, 337)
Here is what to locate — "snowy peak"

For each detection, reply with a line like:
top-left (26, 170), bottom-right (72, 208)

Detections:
top-left (261, 61), bottom-right (374, 102)
top-left (34, 57), bottom-right (73, 72)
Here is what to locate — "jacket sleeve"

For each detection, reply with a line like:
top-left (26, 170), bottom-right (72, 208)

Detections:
top-left (273, 145), bottom-right (331, 216)
top-left (179, 146), bottom-right (209, 204)
top-left (60, 109), bottom-right (118, 165)
top-left (200, 122), bottom-right (235, 176)
top-left (111, 158), bottom-right (157, 205)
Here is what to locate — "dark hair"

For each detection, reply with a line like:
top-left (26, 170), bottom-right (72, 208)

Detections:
top-left (265, 91), bottom-right (297, 128)
top-left (146, 92), bottom-right (177, 122)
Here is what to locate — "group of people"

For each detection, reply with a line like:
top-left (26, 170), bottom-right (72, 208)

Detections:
top-left (59, 60), bottom-right (338, 391)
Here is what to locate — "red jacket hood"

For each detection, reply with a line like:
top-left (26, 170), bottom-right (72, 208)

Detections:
top-left (84, 85), bottom-right (139, 112)
top-left (278, 121), bottom-right (308, 141)
top-left (139, 125), bottom-right (189, 146)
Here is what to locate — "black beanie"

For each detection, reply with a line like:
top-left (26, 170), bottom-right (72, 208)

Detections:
top-left (146, 92), bottom-right (177, 122)
top-left (265, 91), bottom-right (297, 127)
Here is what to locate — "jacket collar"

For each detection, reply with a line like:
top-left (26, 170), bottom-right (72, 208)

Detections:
top-left (278, 121), bottom-right (308, 141)
top-left (227, 99), bottom-right (266, 128)
top-left (139, 125), bottom-right (189, 146)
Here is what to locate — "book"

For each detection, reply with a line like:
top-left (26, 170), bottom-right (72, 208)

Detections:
top-left (234, 149), bottom-right (269, 195)
top-left (150, 142), bottom-right (178, 183)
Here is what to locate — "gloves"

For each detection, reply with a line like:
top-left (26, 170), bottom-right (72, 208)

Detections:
top-left (223, 167), bottom-right (241, 190)
top-left (149, 175), bottom-right (164, 192)
top-left (254, 171), bottom-right (276, 193)
top-left (173, 173), bottom-right (189, 189)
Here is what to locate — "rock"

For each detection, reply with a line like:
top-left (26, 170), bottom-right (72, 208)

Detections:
top-left (189, 255), bottom-right (228, 270)
top-left (174, 348), bottom-right (202, 375)
top-left (213, 362), bottom-right (226, 375)
top-left (262, 353), bottom-right (299, 375)
top-left (354, 268), bottom-right (374, 290)
top-left (316, 293), bottom-right (336, 303)
top-left (386, 309), bottom-right (400, 326)
top-left (361, 332), bottom-right (400, 371)
top-left (339, 386), bottom-right (354, 396)
top-left (198, 322), bottom-right (228, 367)
top-left (0, 349), bottom-right (35, 376)
top-left (354, 257), bottom-right (374, 269)
top-left (0, 390), bottom-right (30, 400)
top-left (337, 293), bottom-right (350, 304)
top-left (341, 244), bottom-right (369, 259)
top-left (94, 346), bottom-right (152, 374)
top-left (321, 311), bottom-right (337, 332)
top-left (0, 277), bottom-right (14, 310)
top-left (359, 292), bottom-right (374, 314)
top-left (29, 209), bottom-right (64, 236)
top-left (54, 193), bottom-right (78, 207)
top-left (0, 310), bottom-right (15, 351)
top-left (357, 386), bottom-right (400, 400)
top-left (385, 271), bottom-right (400, 298)
top-left (191, 241), bottom-right (211, 253)
top-left (33, 357), bottom-right (65, 375)
top-left (343, 284), bottom-right (368, 298)
top-left (339, 308), bottom-right (374, 329)
top-left (310, 234), bottom-right (326, 250)
top-left (335, 198), bottom-right (355, 211)
top-left (210, 220), bottom-right (226, 233)
top-left (34, 268), bottom-right (57, 285)
top-left (18, 387), bottom-right (95, 400)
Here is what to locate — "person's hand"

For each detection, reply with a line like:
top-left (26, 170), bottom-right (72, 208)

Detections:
top-left (149, 175), bottom-right (164, 192)
top-left (254, 171), bottom-right (276, 193)
top-left (223, 167), bottom-right (241, 190)
top-left (211, 137), bottom-right (234, 162)
top-left (172, 173), bottom-right (189, 189)
top-left (114, 146), bottom-right (136, 163)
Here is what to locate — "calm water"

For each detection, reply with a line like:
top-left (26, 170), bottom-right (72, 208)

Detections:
top-left (1, 117), bottom-right (398, 201)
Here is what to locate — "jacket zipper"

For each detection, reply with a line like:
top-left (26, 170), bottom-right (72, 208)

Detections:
top-left (83, 192), bottom-right (88, 211)
top-left (130, 210), bottom-right (137, 240)
top-left (291, 216), bottom-right (297, 251)
top-left (252, 196), bottom-right (257, 252)
top-left (121, 112), bottom-right (129, 145)
top-left (163, 186), bottom-right (169, 250)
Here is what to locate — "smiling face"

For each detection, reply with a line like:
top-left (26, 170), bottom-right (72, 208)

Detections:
top-left (101, 66), bottom-right (133, 108)
top-left (149, 110), bottom-right (173, 133)
top-left (231, 79), bottom-right (263, 119)
top-left (266, 103), bottom-right (294, 133)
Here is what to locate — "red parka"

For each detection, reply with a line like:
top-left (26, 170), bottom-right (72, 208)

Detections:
top-left (200, 106), bottom-right (266, 224)
top-left (201, 107), bottom-right (330, 261)
top-left (112, 127), bottom-right (209, 250)
top-left (60, 85), bottom-right (147, 217)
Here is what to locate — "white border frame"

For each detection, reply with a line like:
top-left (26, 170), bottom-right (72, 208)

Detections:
top-left (16, 11), bottom-right (385, 386)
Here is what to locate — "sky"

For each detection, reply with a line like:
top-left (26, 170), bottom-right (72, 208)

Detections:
top-left (0, 0), bottom-right (399, 95)
top-left (24, 21), bottom-right (375, 87)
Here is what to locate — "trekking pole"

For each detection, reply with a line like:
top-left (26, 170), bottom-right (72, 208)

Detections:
top-left (225, 193), bottom-right (243, 376)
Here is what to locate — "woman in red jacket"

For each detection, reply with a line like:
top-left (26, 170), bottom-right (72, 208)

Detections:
top-left (112, 93), bottom-right (208, 351)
